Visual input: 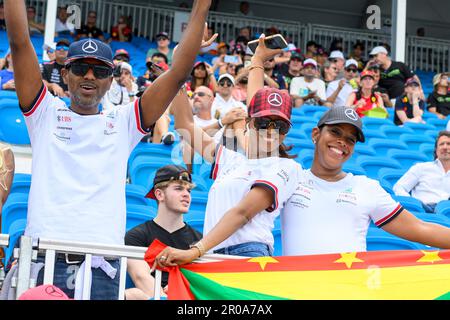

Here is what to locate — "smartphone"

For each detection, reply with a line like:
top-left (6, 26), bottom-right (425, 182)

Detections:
top-left (247, 34), bottom-right (288, 54)
top-left (146, 61), bottom-right (165, 77)
top-left (224, 55), bottom-right (240, 64)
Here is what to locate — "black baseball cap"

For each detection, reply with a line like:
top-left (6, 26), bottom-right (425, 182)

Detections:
top-left (145, 165), bottom-right (193, 199)
top-left (317, 106), bottom-right (365, 142)
top-left (155, 32), bottom-right (169, 39)
top-left (65, 38), bottom-right (114, 68)
top-left (56, 39), bottom-right (71, 47)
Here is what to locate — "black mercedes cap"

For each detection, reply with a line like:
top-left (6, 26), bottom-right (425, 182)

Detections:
top-left (317, 106), bottom-right (365, 143)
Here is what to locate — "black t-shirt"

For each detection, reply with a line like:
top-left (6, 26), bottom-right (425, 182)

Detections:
top-left (125, 220), bottom-right (202, 287)
top-left (41, 61), bottom-right (68, 91)
top-left (77, 24), bottom-right (104, 39)
top-left (394, 94), bottom-right (425, 125)
top-left (427, 91), bottom-right (450, 116)
top-left (379, 61), bottom-right (415, 99)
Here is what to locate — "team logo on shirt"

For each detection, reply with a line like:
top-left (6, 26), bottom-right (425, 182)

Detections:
top-left (268, 93), bottom-right (283, 107)
top-left (82, 39), bottom-right (98, 54)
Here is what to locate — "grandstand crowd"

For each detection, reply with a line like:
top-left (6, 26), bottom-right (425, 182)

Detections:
top-left (0, 0), bottom-right (449, 300)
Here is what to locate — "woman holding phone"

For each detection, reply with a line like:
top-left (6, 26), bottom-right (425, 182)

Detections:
top-left (154, 34), bottom-right (300, 267)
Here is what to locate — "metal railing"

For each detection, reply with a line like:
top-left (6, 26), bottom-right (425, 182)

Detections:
top-left (406, 36), bottom-right (450, 73)
top-left (5, 234), bottom-right (244, 300)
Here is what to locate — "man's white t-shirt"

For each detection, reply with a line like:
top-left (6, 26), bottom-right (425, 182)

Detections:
top-left (289, 77), bottom-right (326, 104)
top-left (55, 18), bottom-right (75, 33)
top-left (210, 94), bottom-right (246, 120)
top-left (282, 170), bottom-right (403, 256)
top-left (204, 145), bottom-right (301, 252)
top-left (326, 80), bottom-right (356, 108)
top-left (23, 85), bottom-right (148, 245)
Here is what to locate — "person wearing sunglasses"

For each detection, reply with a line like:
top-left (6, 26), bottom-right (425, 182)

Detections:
top-left (124, 165), bottom-right (202, 300)
top-left (146, 32), bottom-right (173, 66)
top-left (4, 0), bottom-right (212, 299)
top-left (326, 59), bottom-right (360, 108)
top-left (42, 39), bottom-right (71, 98)
top-left (55, 5), bottom-right (75, 37)
top-left (153, 34), bottom-right (301, 268)
top-left (211, 73), bottom-right (246, 121)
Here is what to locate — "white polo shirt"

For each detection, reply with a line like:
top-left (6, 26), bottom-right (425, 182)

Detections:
top-left (204, 145), bottom-right (301, 252)
top-left (210, 94), bottom-right (246, 120)
top-left (282, 170), bottom-right (403, 256)
top-left (393, 160), bottom-right (450, 205)
top-left (23, 85), bottom-right (148, 245)
top-left (326, 79), bottom-right (356, 108)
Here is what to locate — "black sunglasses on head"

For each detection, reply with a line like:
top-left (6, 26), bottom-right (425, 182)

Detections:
top-left (67, 62), bottom-right (113, 79)
top-left (254, 117), bottom-right (290, 135)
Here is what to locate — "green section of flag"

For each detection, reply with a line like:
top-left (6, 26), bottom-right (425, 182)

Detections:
top-left (181, 269), bottom-right (288, 300)
top-left (436, 292), bottom-right (450, 300)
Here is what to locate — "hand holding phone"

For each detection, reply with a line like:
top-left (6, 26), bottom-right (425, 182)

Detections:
top-left (247, 34), bottom-right (288, 55)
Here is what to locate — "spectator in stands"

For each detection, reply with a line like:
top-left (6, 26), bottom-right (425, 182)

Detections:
top-left (329, 38), bottom-right (344, 53)
top-left (42, 39), bottom-right (70, 98)
top-left (44, 45), bottom-right (56, 63)
top-left (4, 0), bottom-right (211, 299)
top-left (320, 60), bottom-right (338, 89)
top-left (211, 73), bottom-right (246, 120)
top-left (238, 26), bottom-right (251, 43)
top-left (232, 65), bottom-right (249, 103)
top-left (0, 4), bottom-right (5, 30)
top-left (326, 59), bottom-right (359, 108)
top-left (263, 57), bottom-right (286, 89)
top-left (55, 5), bottom-right (75, 36)
top-left (236, 1), bottom-right (254, 16)
top-left (427, 73), bottom-right (450, 119)
top-left (346, 70), bottom-right (385, 118)
top-left (146, 32), bottom-right (173, 66)
top-left (304, 41), bottom-right (318, 59)
top-left (76, 10), bottom-right (105, 41)
top-left (350, 41), bottom-right (366, 71)
top-left (111, 15), bottom-right (132, 42)
top-left (103, 62), bottom-right (138, 110)
top-left (281, 107), bottom-right (450, 256)
top-left (368, 63), bottom-right (393, 107)
top-left (150, 52), bottom-right (169, 65)
top-left (316, 46), bottom-right (329, 67)
top-left (394, 78), bottom-right (426, 125)
top-left (0, 50), bottom-right (15, 91)
top-left (113, 49), bottom-right (130, 65)
top-left (394, 131), bottom-right (450, 213)
top-left (27, 6), bottom-right (45, 35)
top-left (279, 52), bottom-right (303, 91)
top-left (200, 26), bottom-right (219, 54)
top-left (329, 50), bottom-right (346, 79)
top-left (0, 142), bottom-right (14, 269)
top-left (154, 36), bottom-right (300, 266)
top-left (185, 61), bottom-right (217, 94)
top-left (124, 165), bottom-right (202, 300)
top-left (290, 58), bottom-right (327, 107)
top-left (370, 45), bottom-right (422, 101)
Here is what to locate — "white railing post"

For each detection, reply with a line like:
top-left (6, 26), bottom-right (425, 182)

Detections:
top-left (43, 249), bottom-right (56, 285)
top-left (15, 236), bottom-right (34, 299)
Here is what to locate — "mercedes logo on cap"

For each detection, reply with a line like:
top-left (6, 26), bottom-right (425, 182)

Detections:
top-left (345, 108), bottom-right (358, 121)
top-left (82, 39), bottom-right (98, 54)
top-left (267, 93), bottom-right (283, 107)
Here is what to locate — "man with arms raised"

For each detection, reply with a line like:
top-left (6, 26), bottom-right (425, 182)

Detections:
top-left (3, 0), bottom-right (211, 299)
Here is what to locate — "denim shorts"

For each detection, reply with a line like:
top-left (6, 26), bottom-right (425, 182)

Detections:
top-left (35, 256), bottom-right (120, 300)
top-left (213, 242), bottom-right (273, 257)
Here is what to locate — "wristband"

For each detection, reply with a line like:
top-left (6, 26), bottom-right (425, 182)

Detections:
top-left (248, 65), bottom-right (264, 72)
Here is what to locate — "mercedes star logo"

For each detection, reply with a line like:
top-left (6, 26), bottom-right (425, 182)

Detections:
top-left (267, 93), bottom-right (283, 107)
top-left (82, 39), bottom-right (98, 54)
top-left (345, 108), bottom-right (358, 121)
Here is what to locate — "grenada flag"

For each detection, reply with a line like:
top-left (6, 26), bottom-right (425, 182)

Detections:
top-left (145, 240), bottom-right (450, 300)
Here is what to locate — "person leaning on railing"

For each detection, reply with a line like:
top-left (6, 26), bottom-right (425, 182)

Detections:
top-left (0, 143), bottom-right (14, 269)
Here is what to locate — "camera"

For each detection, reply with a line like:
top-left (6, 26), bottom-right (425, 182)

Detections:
top-left (113, 64), bottom-right (122, 78)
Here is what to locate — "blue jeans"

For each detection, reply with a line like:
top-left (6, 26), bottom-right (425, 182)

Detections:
top-left (213, 242), bottom-right (272, 257)
top-left (36, 256), bottom-right (120, 300)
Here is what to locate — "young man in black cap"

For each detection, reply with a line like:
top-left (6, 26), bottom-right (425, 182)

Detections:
top-left (4, 0), bottom-right (211, 299)
top-left (125, 165), bottom-right (201, 299)
top-left (41, 38), bottom-right (70, 98)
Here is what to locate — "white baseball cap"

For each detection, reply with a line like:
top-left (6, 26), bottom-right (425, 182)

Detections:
top-left (370, 46), bottom-right (388, 56)
top-left (119, 62), bottom-right (132, 73)
top-left (218, 73), bottom-right (235, 85)
top-left (303, 58), bottom-right (318, 69)
top-left (345, 59), bottom-right (358, 69)
top-left (329, 50), bottom-right (345, 60)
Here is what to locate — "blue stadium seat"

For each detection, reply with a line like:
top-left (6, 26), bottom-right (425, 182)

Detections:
top-left (362, 129), bottom-right (387, 140)
top-left (386, 108), bottom-right (395, 120)
top-left (414, 212), bottom-right (450, 228)
top-left (379, 125), bottom-right (414, 140)
top-left (3, 218), bottom-right (27, 267)
top-left (191, 174), bottom-right (210, 192)
top-left (189, 191), bottom-right (208, 213)
top-left (129, 158), bottom-right (173, 189)
top-left (378, 168), bottom-right (407, 190)
top-left (297, 105), bottom-right (328, 118)
top-left (272, 217), bottom-right (282, 256)
top-left (356, 156), bottom-right (401, 179)
top-left (386, 150), bottom-right (429, 168)
top-left (399, 134), bottom-right (435, 151)
top-left (1, 193), bottom-right (28, 235)
top-left (419, 143), bottom-right (435, 160)
top-left (380, 181), bottom-right (395, 196)
top-left (424, 130), bottom-right (439, 140)
top-left (362, 117), bottom-right (394, 130)
top-left (343, 163), bottom-right (366, 176)
top-left (299, 123), bottom-right (316, 139)
top-left (368, 138), bottom-right (408, 156)
top-left (128, 143), bottom-right (178, 169)
top-left (11, 173), bottom-right (32, 195)
top-left (0, 90), bottom-right (18, 99)
top-left (427, 118), bottom-right (448, 131)
top-left (286, 130), bottom-right (307, 141)
top-left (353, 144), bottom-right (376, 157)
top-left (435, 201), bottom-right (450, 219)
top-left (290, 115), bottom-right (317, 127)
top-left (184, 218), bottom-right (204, 233)
top-left (392, 196), bottom-right (425, 213)
top-left (421, 111), bottom-right (438, 121)
top-left (296, 149), bottom-right (314, 169)
top-left (126, 204), bottom-right (156, 231)
top-left (403, 122), bottom-right (437, 135)
top-left (126, 184), bottom-right (153, 207)
top-left (0, 99), bottom-right (30, 144)
top-left (284, 138), bottom-right (314, 156)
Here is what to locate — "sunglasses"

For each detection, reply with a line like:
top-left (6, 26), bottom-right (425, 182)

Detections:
top-left (156, 36), bottom-right (169, 41)
top-left (346, 68), bottom-right (358, 73)
top-left (56, 45), bottom-right (69, 51)
top-left (193, 91), bottom-right (210, 98)
top-left (114, 56), bottom-right (129, 62)
top-left (67, 62), bottom-right (113, 79)
top-left (219, 80), bottom-right (233, 87)
top-left (254, 117), bottom-right (290, 135)
top-left (47, 48), bottom-right (55, 54)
